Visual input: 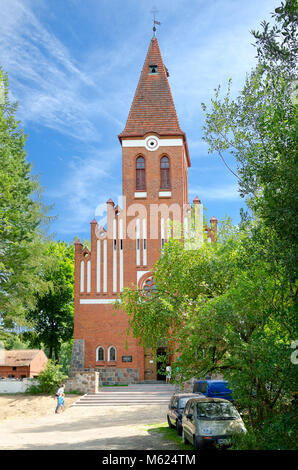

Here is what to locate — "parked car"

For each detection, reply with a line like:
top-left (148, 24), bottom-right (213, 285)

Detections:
top-left (193, 380), bottom-right (233, 401)
top-left (167, 393), bottom-right (204, 435)
top-left (182, 397), bottom-right (247, 450)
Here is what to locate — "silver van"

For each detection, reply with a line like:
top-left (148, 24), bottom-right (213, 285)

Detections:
top-left (182, 397), bottom-right (246, 450)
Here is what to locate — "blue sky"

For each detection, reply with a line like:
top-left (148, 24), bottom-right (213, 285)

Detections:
top-left (0, 0), bottom-right (280, 242)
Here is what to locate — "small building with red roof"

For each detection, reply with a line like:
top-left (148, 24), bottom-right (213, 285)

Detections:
top-left (0, 349), bottom-right (48, 379)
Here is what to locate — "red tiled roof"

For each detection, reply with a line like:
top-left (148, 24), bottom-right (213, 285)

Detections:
top-left (2, 350), bottom-right (42, 367)
top-left (119, 37), bottom-right (185, 139)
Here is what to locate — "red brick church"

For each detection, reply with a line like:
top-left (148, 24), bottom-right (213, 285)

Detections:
top-left (70, 35), bottom-right (217, 384)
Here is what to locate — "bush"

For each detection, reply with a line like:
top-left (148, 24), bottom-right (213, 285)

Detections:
top-left (27, 360), bottom-right (68, 394)
top-left (58, 341), bottom-right (73, 375)
top-left (25, 384), bottom-right (42, 395)
top-left (230, 410), bottom-right (298, 450)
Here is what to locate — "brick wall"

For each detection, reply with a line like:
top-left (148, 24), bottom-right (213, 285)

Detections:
top-left (29, 350), bottom-right (48, 377)
top-left (73, 140), bottom-right (189, 379)
top-left (0, 366), bottom-right (30, 378)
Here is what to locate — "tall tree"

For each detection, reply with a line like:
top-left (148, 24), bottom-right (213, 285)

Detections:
top-left (0, 68), bottom-right (50, 331)
top-left (201, 0), bottom-right (298, 286)
top-left (24, 241), bottom-right (74, 362)
top-left (120, 225), bottom-right (297, 436)
top-left (251, 0), bottom-right (298, 75)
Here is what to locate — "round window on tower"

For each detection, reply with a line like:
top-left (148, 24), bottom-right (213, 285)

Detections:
top-left (142, 276), bottom-right (157, 297)
top-left (145, 136), bottom-right (159, 151)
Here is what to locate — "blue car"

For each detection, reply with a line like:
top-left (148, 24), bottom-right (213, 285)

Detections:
top-left (193, 380), bottom-right (233, 402)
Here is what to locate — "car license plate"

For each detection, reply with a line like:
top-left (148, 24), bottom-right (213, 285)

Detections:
top-left (217, 438), bottom-right (230, 445)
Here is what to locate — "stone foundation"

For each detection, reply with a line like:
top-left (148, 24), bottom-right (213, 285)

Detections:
top-left (174, 377), bottom-right (196, 393)
top-left (66, 368), bottom-right (139, 393)
top-left (69, 339), bottom-right (85, 375)
top-left (174, 374), bottom-right (224, 393)
top-left (66, 371), bottom-right (99, 394)
top-left (97, 367), bottom-right (139, 386)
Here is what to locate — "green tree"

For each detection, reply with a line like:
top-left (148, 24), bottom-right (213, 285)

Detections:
top-left (24, 241), bottom-right (74, 362)
top-left (120, 225), bottom-right (297, 436)
top-left (201, 0), bottom-right (298, 285)
top-left (28, 359), bottom-right (68, 394)
top-left (0, 68), bottom-right (50, 331)
top-left (59, 340), bottom-right (74, 375)
top-left (0, 331), bottom-right (29, 350)
top-left (251, 0), bottom-right (298, 75)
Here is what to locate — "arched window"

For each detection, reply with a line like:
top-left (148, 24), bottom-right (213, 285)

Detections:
top-left (108, 346), bottom-right (116, 361)
top-left (136, 156), bottom-right (146, 190)
top-left (96, 346), bottom-right (104, 361)
top-left (160, 156), bottom-right (170, 189)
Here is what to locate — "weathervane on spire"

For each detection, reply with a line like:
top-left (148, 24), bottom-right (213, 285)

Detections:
top-left (151, 6), bottom-right (161, 37)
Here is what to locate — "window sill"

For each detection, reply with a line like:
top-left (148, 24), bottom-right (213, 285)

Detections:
top-left (96, 361), bottom-right (117, 367)
top-left (134, 192), bottom-right (147, 198)
top-left (159, 191), bottom-right (172, 198)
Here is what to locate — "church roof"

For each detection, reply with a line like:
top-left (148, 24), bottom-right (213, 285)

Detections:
top-left (119, 37), bottom-right (185, 140)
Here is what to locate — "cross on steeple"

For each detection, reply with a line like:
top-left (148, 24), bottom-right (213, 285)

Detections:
top-left (151, 6), bottom-right (161, 37)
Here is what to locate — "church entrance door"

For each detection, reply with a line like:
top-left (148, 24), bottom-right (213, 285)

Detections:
top-left (156, 347), bottom-right (167, 381)
top-left (144, 347), bottom-right (168, 381)
top-left (144, 349), bottom-right (157, 381)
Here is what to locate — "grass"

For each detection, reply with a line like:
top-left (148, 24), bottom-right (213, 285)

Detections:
top-left (143, 422), bottom-right (194, 450)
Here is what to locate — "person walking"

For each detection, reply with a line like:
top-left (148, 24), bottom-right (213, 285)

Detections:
top-left (55, 384), bottom-right (65, 414)
top-left (166, 365), bottom-right (171, 384)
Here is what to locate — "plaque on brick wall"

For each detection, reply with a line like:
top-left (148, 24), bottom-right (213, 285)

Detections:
top-left (122, 356), bottom-right (132, 362)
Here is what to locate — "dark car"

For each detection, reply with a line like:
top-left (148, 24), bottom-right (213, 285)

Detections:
top-left (193, 380), bottom-right (233, 401)
top-left (167, 393), bottom-right (204, 435)
top-left (182, 397), bottom-right (246, 450)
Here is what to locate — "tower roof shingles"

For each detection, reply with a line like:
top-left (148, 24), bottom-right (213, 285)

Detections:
top-left (119, 37), bottom-right (184, 139)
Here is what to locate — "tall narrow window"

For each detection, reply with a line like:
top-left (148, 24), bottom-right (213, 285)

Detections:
top-left (96, 346), bottom-right (104, 361)
top-left (160, 156), bottom-right (170, 189)
top-left (108, 346), bottom-right (116, 361)
top-left (136, 156), bottom-right (146, 190)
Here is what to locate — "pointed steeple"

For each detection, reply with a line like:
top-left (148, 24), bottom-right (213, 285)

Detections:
top-left (119, 37), bottom-right (185, 139)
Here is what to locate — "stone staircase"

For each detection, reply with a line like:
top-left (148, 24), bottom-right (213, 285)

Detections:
top-left (71, 383), bottom-right (176, 407)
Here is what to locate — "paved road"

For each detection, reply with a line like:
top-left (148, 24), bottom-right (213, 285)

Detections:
top-left (0, 403), bottom-right (180, 450)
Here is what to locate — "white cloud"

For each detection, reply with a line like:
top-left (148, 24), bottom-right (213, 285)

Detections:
top-left (0, 0), bottom-right (128, 140)
top-left (48, 148), bottom-right (121, 235)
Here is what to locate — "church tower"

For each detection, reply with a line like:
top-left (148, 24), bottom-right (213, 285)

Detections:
top-left (118, 37), bottom-right (191, 300)
top-left (70, 36), bottom-right (217, 384)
